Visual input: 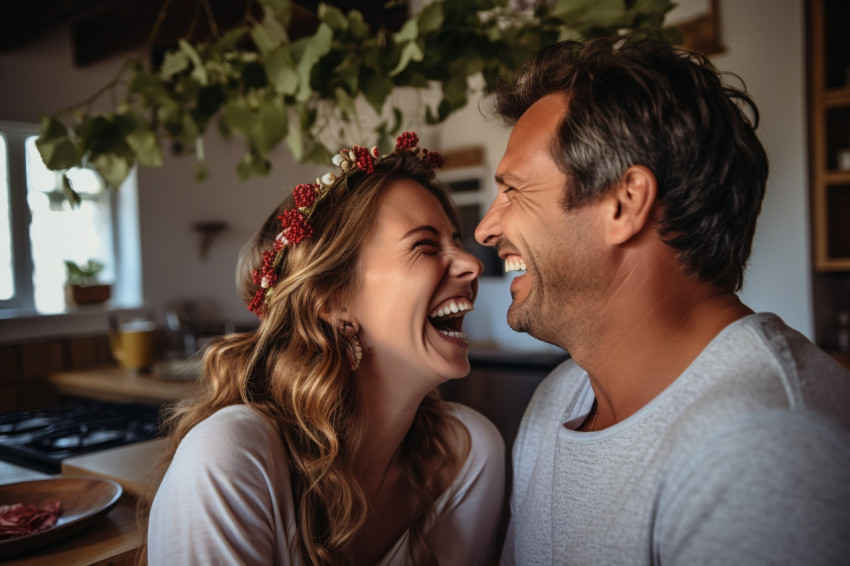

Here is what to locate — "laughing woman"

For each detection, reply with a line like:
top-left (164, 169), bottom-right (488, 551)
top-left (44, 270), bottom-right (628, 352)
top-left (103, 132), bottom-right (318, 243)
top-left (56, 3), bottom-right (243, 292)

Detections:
top-left (146, 133), bottom-right (505, 566)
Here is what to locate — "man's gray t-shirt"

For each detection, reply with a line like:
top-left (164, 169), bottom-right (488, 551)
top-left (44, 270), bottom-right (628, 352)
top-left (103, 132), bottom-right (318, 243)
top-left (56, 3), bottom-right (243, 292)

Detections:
top-left (502, 313), bottom-right (850, 565)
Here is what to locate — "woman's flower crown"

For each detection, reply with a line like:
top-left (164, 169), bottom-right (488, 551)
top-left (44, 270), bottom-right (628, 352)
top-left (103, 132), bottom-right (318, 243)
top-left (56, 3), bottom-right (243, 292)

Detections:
top-left (249, 131), bottom-right (443, 317)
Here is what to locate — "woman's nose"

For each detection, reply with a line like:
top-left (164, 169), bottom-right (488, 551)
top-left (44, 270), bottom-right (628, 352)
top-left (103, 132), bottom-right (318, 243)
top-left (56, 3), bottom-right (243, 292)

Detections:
top-left (452, 247), bottom-right (484, 280)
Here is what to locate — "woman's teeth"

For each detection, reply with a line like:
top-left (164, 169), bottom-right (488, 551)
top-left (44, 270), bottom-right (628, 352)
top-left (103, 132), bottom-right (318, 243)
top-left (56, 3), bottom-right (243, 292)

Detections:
top-left (428, 300), bottom-right (473, 319)
top-left (505, 257), bottom-right (527, 273)
top-left (439, 330), bottom-right (466, 339)
top-left (428, 299), bottom-right (473, 340)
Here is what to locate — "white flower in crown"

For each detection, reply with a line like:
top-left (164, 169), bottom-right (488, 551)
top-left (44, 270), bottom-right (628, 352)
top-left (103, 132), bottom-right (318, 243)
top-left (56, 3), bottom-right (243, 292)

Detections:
top-left (275, 231), bottom-right (290, 248)
top-left (332, 153), bottom-right (345, 167)
top-left (322, 173), bottom-right (337, 185)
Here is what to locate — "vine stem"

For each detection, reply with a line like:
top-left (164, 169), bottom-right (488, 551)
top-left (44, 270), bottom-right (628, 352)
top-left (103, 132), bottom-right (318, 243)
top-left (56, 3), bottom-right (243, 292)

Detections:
top-left (54, 58), bottom-right (135, 116)
top-left (201, 0), bottom-right (220, 39)
top-left (146, 0), bottom-right (175, 52)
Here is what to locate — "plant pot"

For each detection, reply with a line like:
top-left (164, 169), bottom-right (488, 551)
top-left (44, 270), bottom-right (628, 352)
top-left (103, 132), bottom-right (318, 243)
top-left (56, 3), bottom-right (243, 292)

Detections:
top-left (66, 284), bottom-right (111, 306)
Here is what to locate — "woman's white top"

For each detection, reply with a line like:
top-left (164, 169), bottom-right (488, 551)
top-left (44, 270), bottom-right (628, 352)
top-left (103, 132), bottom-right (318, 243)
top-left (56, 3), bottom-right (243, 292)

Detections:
top-left (148, 402), bottom-right (505, 565)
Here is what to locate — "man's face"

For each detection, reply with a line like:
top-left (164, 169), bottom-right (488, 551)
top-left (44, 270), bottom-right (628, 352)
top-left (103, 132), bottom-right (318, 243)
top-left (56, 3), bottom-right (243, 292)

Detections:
top-left (474, 94), bottom-right (609, 348)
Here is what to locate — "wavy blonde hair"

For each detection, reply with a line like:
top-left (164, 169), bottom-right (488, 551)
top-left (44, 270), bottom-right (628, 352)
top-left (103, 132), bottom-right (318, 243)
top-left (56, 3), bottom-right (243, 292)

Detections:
top-left (145, 151), bottom-right (466, 565)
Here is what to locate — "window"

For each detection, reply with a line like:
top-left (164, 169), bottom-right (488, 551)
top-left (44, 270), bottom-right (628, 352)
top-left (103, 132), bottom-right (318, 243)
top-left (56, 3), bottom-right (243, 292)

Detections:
top-left (0, 121), bottom-right (142, 315)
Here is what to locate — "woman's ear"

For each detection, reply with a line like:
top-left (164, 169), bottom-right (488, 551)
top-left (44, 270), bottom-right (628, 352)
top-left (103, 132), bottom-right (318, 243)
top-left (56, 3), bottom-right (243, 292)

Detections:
top-left (319, 305), bottom-right (360, 335)
top-left (606, 165), bottom-right (658, 245)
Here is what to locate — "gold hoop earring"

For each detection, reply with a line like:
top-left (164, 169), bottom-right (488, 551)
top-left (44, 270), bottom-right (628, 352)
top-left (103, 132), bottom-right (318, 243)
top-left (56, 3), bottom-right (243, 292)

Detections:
top-left (339, 321), bottom-right (362, 371)
top-left (348, 334), bottom-right (362, 371)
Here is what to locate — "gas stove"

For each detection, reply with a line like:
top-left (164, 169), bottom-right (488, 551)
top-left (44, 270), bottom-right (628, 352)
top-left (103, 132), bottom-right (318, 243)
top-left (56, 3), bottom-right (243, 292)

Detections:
top-left (0, 399), bottom-right (163, 474)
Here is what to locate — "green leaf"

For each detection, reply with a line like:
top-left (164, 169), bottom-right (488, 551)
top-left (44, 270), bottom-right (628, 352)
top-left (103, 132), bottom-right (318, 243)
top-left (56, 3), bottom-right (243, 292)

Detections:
top-left (39, 115), bottom-right (67, 140)
top-left (395, 18), bottom-right (418, 42)
top-left (126, 130), bottom-right (164, 167)
top-left (335, 53), bottom-right (361, 93)
top-left (302, 141), bottom-right (331, 164)
top-left (258, 0), bottom-right (292, 28)
top-left (215, 26), bottom-right (249, 53)
top-left (361, 69), bottom-right (393, 115)
top-left (256, 99), bottom-right (288, 153)
top-left (91, 152), bottom-right (133, 189)
top-left (236, 157), bottom-right (253, 180)
top-left (252, 8), bottom-right (288, 54)
top-left (192, 84), bottom-right (227, 128)
top-left (160, 50), bottom-right (190, 79)
top-left (284, 117), bottom-right (303, 160)
top-left (266, 47), bottom-right (299, 95)
top-left (389, 41), bottom-right (423, 77)
top-left (222, 100), bottom-right (257, 137)
top-left (291, 23), bottom-right (333, 102)
top-left (129, 71), bottom-right (171, 106)
top-left (61, 174), bottom-right (81, 208)
top-left (347, 10), bottom-right (369, 40)
top-left (418, 2), bottom-right (444, 33)
top-left (441, 67), bottom-right (468, 109)
top-left (179, 39), bottom-right (208, 85)
top-left (319, 4), bottom-right (348, 32)
top-left (36, 118), bottom-right (82, 171)
top-left (242, 62), bottom-right (269, 89)
top-left (334, 87), bottom-right (356, 119)
top-left (390, 107), bottom-right (403, 135)
top-left (252, 153), bottom-right (271, 175)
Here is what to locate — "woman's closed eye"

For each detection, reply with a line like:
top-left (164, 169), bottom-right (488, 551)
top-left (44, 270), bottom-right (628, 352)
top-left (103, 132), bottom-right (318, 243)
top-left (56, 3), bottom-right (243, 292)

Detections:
top-left (414, 239), bottom-right (441, 254)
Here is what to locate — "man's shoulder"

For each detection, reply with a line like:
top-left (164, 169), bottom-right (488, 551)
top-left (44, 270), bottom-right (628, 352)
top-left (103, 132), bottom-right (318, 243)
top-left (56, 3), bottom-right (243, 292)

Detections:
top-left (698, 312), bottom-right (850, 426)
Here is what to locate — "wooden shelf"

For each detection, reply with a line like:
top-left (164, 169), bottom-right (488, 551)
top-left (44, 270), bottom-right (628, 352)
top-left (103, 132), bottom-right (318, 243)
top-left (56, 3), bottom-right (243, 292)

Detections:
top-left (823, 86), bottom-right (850, 106)
top-left (809, 0), bottom-right (850, 272)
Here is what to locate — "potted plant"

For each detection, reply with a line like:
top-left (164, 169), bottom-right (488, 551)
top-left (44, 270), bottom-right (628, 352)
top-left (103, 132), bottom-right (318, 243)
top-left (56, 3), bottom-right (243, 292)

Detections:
top-left (65, 259), bottom-right (111, 305)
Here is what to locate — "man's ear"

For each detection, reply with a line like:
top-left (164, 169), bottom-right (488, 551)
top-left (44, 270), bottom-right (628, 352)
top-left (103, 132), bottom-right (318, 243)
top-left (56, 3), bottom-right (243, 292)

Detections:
top-left (605, 165), bottom-right (658, 245)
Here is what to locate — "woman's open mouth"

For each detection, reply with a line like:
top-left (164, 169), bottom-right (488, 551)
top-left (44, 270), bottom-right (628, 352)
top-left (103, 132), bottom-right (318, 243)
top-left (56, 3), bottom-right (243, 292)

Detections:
top-left (427, 298), bottom-right (473, 340)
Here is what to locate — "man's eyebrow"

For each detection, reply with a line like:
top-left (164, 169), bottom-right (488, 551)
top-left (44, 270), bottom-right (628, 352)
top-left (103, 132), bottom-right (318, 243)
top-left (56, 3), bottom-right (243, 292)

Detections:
top-left (495, 172), bottom-right (522, 186)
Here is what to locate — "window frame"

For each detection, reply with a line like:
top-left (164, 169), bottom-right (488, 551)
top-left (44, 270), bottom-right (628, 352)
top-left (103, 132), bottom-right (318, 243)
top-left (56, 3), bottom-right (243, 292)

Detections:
top-left (0, 120), bottom-right (140, 317)
top-left (1, 122), bottom-right (37, 312)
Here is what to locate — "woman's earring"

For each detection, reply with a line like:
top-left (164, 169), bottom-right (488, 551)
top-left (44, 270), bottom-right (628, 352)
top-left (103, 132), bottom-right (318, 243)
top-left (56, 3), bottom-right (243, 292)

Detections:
top-left (348, 334), bottom-right (362, 371)
top-left (340, 321), bottom-right (362, 371)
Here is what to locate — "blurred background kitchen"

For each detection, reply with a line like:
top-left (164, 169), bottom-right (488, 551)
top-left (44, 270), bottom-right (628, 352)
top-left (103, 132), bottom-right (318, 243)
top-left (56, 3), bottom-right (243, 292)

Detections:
top-left (0, 0), bottom-right (848, 562)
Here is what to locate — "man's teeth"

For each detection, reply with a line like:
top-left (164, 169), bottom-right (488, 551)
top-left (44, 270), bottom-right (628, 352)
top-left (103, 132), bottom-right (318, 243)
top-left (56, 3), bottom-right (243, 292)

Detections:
top-left (429, 300), bottom-right (473, 319)
top-left (505, 257), bottom-right (527, 273)
top-left (439, 330), bottom-right (467, 339)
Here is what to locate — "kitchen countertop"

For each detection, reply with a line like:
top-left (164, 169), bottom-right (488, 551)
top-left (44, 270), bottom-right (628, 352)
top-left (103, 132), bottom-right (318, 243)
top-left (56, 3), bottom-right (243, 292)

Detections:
top-left (48, 365), bottom-right (197, 404)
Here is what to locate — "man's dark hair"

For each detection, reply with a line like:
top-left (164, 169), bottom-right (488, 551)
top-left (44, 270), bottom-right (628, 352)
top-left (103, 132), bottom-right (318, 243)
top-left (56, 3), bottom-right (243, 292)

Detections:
top-left (491, 34), bottom-right (769, 291)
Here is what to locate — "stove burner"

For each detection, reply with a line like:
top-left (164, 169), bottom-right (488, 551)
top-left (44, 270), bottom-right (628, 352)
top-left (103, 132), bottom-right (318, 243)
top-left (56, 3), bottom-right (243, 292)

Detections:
top-left (0, 400), bottom-right (163, 474)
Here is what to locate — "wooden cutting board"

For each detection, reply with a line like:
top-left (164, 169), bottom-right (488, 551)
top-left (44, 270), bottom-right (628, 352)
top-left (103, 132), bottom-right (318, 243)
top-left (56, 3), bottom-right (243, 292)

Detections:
top-left (61, 439), bottom-right (170, 501)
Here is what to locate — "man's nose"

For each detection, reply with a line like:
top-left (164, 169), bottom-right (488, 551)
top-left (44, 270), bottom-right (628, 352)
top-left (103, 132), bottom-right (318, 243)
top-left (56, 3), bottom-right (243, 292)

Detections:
top-left (475, 197), bottom-right (503, 247)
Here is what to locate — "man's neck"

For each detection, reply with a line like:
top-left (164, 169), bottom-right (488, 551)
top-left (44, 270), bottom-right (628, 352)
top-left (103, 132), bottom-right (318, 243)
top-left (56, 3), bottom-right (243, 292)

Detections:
top-left (570, 279), bottom-right (752, 429)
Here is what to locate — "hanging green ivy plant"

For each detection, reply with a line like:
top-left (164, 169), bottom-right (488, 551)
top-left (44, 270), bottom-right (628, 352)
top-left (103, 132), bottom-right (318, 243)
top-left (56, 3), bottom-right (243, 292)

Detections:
top-left (35, 0), bottom-right (679, 200)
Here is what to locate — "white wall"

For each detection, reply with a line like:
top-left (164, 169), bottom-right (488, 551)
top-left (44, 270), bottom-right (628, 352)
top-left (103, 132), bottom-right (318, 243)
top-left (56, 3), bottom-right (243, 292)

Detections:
top-left (0, 0), bottom-right (813, 345)
top-left (713, 0), bottom-right (813, 337)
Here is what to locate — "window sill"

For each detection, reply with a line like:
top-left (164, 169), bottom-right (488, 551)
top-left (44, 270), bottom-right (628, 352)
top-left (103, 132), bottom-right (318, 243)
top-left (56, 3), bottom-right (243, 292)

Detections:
top-left (0, 303), bottom-right (148, 345)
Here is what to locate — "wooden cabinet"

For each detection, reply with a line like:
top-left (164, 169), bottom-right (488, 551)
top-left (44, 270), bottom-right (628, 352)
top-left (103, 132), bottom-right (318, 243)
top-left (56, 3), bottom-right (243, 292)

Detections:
top-left (809, 0), bottom-right (850, 270)
top-left (807, 0), bottom-right (850, 349)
